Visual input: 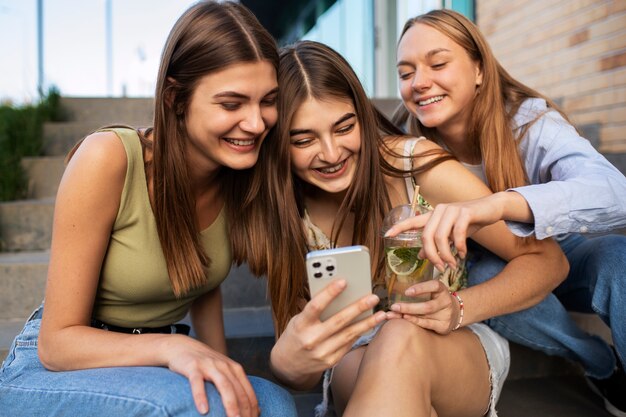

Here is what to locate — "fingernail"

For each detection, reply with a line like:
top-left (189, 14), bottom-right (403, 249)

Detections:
top-left (448, 262), bottom-right (457, 270)
top-left (335, 279), bottom-right (347, 289)
top-left (405, 288), bottom-right (415, 296)
top-left (376, 311), bottom-right (387, 321)
top-left (199, 403), bottom-right (208, 414)
top-left (436, 263), bottom-right (445, 272)
top-left (384, 228), bottom-right (393, 237)
top-left (390, 304), bottom-right (400, 312)
top-left (368, 295), bottom-right (379, 305)
top-left (459, 252), bottom-right (466, 260)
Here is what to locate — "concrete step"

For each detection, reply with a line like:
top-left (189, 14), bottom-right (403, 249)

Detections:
top-left (0, 198), bottom-right (55, 252)
top-left (21, 157), bottom-right (65, 199)
top-left (498, 375), bottom-right (613, 417)
top-left (42, 121), bottom-right (107, 156)
top-left (0, 251), bottom-right (49, 320)
top-left (59, 97), bottom-right (153, 125)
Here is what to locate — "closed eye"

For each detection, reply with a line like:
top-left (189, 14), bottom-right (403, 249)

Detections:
top-left (291, 137), bottom-right (314, 147)
top-left (336, 124), bottom-right (355, 134)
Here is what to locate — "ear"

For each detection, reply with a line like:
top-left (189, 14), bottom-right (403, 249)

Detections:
top-left (475, 62), bottom-right (483, 87)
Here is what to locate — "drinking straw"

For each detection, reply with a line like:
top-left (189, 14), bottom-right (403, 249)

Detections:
top-left (410, 184), bottom-right (420, 214)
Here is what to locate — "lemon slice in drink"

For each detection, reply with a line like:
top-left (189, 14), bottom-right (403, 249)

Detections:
top-left (387, 248), bottom-right (420, 276)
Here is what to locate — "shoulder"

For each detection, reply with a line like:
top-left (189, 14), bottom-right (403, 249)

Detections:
top-left (513, 98), bottom-right (570, 131)
top-left (382, 135), bottom-right (442, 155)
top-left (65, 130), bottom-right (128, 185)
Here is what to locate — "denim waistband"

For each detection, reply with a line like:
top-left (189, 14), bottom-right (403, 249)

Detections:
top-left (28, 306), bottom-right (190, 335)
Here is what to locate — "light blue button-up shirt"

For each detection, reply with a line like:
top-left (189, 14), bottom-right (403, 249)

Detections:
top-left (506, 98), bottom-right (626, 239)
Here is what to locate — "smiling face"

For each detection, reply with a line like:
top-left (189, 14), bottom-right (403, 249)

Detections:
top-left (289, 97), bottom-right (361, 195)
top-left (184, 60), bottom-right (278, 173)
top-left (397, 23), bottom-right (482, 141)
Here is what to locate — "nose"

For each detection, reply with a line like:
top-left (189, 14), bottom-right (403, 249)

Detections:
top-left (318, 136), bottom-right (341, 164)
top-left (411, 70), bottom-right (431, 92)
top-left (240, 105), bottom-right (265, 135)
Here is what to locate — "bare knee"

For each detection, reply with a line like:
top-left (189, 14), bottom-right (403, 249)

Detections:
top-left (368, 320), bottom-right (438, 371)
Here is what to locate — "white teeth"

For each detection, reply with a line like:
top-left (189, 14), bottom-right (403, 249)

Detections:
top-left (319, 161), bottom-right (345, 174)
top-left (226, 138), bottom-right (255, 146)
top-left (418, 95), bottom-right (444, 106)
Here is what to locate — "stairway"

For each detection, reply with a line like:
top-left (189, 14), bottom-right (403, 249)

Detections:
top-left (0, 97), bottom-right (618, 417)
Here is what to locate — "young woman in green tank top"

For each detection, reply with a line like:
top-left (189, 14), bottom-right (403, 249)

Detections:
top-left (0, 3), bottom-right (296, 417)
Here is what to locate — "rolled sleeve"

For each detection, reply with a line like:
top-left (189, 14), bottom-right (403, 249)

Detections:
top-left (510, 104), bottom-right (626, 239)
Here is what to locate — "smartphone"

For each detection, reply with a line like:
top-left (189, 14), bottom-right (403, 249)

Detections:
top-left (306, 245), bottom-right (373, 323)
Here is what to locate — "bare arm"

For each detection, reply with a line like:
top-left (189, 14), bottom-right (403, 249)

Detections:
top-left (387, 139), bottom-right (568, 332)
top-left (191, 286), bottom-right (227, 355)
top-left (38, 132), bottom-right (258, 417)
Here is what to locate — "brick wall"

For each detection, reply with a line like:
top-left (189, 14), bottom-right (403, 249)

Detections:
top-left (476, 0), bottom-right (626, 163)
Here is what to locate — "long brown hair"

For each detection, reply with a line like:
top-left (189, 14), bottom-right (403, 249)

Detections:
top-left (393, 9), bottom-right (572, 193)
top-left (148, 1), bottom-right (277, 296)
top-left (233, 41), bottom-right (451, 335)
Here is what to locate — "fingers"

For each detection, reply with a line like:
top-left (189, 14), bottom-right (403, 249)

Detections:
top-left (322, 310), bottom-right (388, 364)
top-left (229, 361), bottom-right (259, 417)
top-left (383, 212), bottom-right (431, 237)
top-left (401, 315), bottom-right (450, 334)
top-left (188, 372), bottom-right (210, 415)
top-left (302, 279), bottom-right (347, 322)
top-left (325, 293), bottom-right (380, 331)
top-left (389, 283), bottom-right (458, 335)
top-left (187, 357), bottom-right (259, 417)
top-left (203, 361), bottom-right (258, 417)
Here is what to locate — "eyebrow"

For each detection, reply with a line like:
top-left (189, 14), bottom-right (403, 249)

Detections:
top-left (290, 112), bottom-right (356, 136)
top-left (396, 48), bottom-right (451, 67)
top-left (214, 86), bottom-right (279, 99)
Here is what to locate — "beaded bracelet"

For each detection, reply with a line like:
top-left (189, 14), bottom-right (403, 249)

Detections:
top-left (451, 291), bottom-right (464, 331)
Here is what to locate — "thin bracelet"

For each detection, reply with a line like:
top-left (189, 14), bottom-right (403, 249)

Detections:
top-left (451, 291), bottom-right (464, 330)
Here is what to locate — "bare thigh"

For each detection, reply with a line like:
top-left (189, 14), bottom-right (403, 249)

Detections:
top-left (341, 320), bottom-right (491, 417)
top-left (331, 346), bottom-right (366, 415)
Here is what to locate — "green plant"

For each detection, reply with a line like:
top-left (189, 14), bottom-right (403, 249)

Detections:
top-left (0, 86), bottom-right (64, 201)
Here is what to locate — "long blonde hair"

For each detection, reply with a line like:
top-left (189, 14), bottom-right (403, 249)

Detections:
top-left (393, 9), bottom-right (572, 192)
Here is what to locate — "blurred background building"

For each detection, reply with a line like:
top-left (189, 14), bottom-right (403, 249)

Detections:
top-left (0, 0), bottom-right (624, 161)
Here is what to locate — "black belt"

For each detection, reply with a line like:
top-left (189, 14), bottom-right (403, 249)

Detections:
top-left (29, 307), bottom-right (190, 335)
top-left (91, 319), bottom-right (190, 335)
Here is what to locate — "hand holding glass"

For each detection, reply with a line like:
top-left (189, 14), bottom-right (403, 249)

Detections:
top-left (381, 204), bottom-right (435, 306)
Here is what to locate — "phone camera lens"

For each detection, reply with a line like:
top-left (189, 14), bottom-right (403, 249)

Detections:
top-left (312, 262), bottom-right (321, 268)
top-left (314, 272), bottom-right (323, 278)
top-left (326, 265), bottom-right (335, 272)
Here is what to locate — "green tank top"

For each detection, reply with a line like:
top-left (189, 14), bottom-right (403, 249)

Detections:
top-left (92, 128), bottom-right (231, 327)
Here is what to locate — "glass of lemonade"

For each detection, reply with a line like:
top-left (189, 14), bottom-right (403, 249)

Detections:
top-left (381, 204), bottom-right (434, 306)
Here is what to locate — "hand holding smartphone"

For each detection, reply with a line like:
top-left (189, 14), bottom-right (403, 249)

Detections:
top-left (306, 245), bottom-right (374, 324)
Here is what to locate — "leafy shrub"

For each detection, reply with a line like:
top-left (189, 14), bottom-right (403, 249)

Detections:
top-left (0, 87), bottom-right (63, 201)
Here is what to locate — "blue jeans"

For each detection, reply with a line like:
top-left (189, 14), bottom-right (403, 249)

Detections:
top-left (0, 313), bottom-right (297, 417)
top-left (468, 233), bottom-right (625, 379)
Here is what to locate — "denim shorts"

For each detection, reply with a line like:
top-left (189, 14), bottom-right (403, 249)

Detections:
top-left (0, 307), bottom-right (297, 417)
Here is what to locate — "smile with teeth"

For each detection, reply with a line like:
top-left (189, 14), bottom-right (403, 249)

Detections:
top-left (224, 137), bottom-right (255, 146)
top-left (317, 160), bottom-right (345, 174)
top-left (418, 95), bottom-right (444, 106)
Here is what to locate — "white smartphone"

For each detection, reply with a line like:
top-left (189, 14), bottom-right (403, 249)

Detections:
top-left (306, 245), bottom-right (373, 323)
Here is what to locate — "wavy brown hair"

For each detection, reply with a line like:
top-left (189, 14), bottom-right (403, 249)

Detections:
top-left (234, 41), bottom-right (452, 335)
top-left (393, 9), bottom-right (572, 193)
top-left (146, 1), bottom-right (277, 296)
